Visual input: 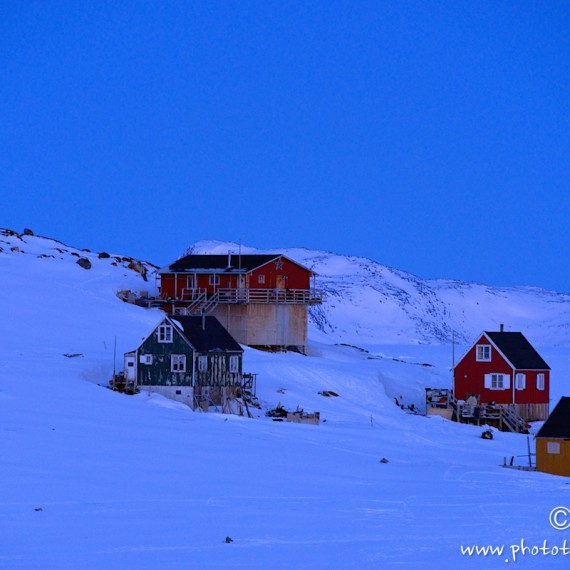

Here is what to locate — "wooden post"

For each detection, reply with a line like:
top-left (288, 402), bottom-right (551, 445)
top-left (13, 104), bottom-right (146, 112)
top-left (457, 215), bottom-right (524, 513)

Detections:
top-left (113, 336), bottom-right (117, 383)
top-left (527, 436), bottom-right (532, 468)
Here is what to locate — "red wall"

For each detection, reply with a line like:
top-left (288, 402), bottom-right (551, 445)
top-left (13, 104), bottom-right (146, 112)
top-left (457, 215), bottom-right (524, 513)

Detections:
top-left (250, 258), bottom-right (311, 289)
top-left (453, 335), bottom-right (549, 405)
top-left (510, 369), bottom-right (550, 404)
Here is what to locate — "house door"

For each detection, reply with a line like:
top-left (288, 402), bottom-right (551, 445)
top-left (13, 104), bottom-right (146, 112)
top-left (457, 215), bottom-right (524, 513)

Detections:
top-left (125, 355), bottom-right (136, 381)
top-left (237, 275), bottom-right (246, 301)
top-left (276, 275), bottom-right (286, 289)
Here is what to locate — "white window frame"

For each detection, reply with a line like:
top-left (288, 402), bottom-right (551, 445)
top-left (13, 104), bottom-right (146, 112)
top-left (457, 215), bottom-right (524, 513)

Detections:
top-left (476, 344), bottom-right (492, 362)
top-left (140, 354), bottom-right (153, 365)
top-left (198, 355), bottom-right (208, 372)
top-left (547, 442), bottom-right (560, 454)
top-left (229, 355), bottom-right (239, 373)
top-left (209, 275), bottom-right (220, 286)
top-left (484, 373), bottom-right (510, 390)
top-left (171, 354), bottom-right (186, 373)
top-left (537, 373), bottom-right (545, 391)
top-left (258, 274), bottom-right (266, 284)
top-left (158, 325), bottom-right (173, 343)
top-left (515, 373), bottom-right (526, 390)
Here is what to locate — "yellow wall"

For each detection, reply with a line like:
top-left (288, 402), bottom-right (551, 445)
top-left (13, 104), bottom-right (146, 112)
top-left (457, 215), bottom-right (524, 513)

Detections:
top-left (536, 439), bottom-right (570, 477)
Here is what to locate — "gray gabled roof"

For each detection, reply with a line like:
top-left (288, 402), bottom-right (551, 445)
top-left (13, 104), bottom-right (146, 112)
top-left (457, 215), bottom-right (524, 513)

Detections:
top-left (536, 397), bottom-right (570, 438)
top-left (485, 331), bottom-right (550, 370)
top-left (158, 254), bottom-right (313, 275)
top-left (171, 316), bottom-right (242, 353)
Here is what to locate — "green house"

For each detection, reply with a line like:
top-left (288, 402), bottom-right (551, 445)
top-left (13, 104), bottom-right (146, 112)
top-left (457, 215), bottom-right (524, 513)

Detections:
top-left (124, 315), bottom-right (243, 408)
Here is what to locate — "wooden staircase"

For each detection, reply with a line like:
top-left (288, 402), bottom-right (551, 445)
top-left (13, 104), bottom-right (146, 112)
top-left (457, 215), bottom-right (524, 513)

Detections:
top-left (174, 291), bottom-right (220, 316)
top-left (500, 405), bottom-right (529, 434)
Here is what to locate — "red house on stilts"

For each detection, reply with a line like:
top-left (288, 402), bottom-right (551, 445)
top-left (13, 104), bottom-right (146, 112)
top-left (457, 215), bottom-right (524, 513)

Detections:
top-left (156, 253), bottom-right (322, 353)
top-left (453, 327), bottom-right (550, 422)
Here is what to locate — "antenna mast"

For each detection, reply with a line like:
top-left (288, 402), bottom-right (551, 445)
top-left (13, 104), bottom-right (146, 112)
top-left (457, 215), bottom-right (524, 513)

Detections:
top-left (451, 329), bottom-right (455, 380)
top-left (113, 336), bottom-right (117, 380)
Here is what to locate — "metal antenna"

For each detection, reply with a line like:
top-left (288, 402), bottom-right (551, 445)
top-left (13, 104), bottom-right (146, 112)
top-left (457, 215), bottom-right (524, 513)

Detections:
top-left (113, 336), bottom-right (117, 385)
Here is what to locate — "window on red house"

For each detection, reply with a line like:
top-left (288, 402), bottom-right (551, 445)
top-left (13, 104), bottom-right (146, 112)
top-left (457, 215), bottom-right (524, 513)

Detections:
top-left (484, 373), bottom-right (509, 390)
top-left (476, 345), bottom-right (492, 361)
top-left (515, 373), bottom-right (526, 390)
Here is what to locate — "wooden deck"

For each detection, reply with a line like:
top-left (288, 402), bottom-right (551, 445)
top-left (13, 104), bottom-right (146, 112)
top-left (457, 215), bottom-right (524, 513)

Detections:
top-left (425, 388), bottom-right (530, 434)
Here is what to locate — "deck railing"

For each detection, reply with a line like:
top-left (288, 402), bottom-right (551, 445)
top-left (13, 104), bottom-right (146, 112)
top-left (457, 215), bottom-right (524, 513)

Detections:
top-left (173, 287), bottom-right (322, 305)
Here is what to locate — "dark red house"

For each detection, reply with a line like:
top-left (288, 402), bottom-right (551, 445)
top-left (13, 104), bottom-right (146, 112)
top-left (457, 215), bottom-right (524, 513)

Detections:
top-left (453, 329), bottom-right (550, 421)
top-left (156, 253), bottom-right (322, 353)
top-left (158, 253), bottom-right (318, 301)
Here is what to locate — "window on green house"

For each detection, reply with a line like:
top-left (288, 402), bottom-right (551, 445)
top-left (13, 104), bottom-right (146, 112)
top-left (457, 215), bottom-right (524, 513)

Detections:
top-left (158, 325), bottom-right (173, 343)
top-left (171, 354), bottom-right (186, 373)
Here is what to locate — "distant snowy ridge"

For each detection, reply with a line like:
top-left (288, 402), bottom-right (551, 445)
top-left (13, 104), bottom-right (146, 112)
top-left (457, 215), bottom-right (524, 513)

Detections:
top-left (0, 227), bottom-right (157, 282)
top-left (186, 240), bottom-right (570, 348)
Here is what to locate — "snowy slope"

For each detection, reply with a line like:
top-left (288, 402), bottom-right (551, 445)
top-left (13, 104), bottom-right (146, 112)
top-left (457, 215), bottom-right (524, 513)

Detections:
top-left (186, 240), bottom-right (570, 347)
top-left (2, 229), bottom-right (570, 569)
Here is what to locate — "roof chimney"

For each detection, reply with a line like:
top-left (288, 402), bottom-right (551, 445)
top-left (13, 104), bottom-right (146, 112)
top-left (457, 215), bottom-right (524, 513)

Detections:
top-left (500, 324), bottom-right (504, 332)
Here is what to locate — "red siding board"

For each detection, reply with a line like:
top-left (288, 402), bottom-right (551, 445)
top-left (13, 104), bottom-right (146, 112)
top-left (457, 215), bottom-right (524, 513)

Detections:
top-left (250, 259), bottom-right (310, 290)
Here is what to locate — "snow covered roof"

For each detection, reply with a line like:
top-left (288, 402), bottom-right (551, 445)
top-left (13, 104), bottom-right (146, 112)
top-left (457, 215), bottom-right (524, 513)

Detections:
top-left (536, 397), bottom-right (570, 438)
top-left (485, 331), bottom-right (550, 370)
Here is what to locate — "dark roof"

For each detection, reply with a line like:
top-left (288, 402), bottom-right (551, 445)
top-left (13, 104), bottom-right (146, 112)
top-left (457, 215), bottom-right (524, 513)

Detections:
top-left (164, 254), bottom-right (281, 273)
top-left (485, 331), bottom-right (550, 370)
top-left (171, 316), bottom-right (243, 353)
top-left (536, 397), bottom-right (570, 438)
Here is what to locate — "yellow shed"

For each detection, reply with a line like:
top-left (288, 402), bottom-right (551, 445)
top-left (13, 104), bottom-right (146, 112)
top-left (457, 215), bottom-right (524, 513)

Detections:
top-left (535, 397), bottom-right (570, 477)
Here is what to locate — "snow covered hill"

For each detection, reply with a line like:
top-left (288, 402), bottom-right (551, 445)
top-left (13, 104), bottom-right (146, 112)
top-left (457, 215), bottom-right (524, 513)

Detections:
top-left (186, 240), bottom-right (570, 348)
top-left (185, 239), bottom-right (570, 404)
top-left (2, 228), bottom-right (570, 569)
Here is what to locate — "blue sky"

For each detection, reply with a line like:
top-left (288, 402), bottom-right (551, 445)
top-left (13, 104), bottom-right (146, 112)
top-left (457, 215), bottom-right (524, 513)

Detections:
top-left (2, 1), bottom-right (569, 291)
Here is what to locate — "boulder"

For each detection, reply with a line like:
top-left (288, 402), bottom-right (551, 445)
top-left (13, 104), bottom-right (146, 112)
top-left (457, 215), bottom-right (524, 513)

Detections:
top-left (76, 257), bottom-right (92, 270)
top-left (128, 260), bottom-right (148, 281)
